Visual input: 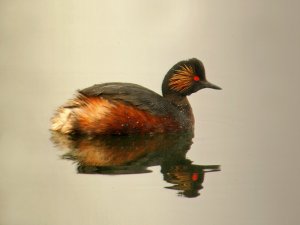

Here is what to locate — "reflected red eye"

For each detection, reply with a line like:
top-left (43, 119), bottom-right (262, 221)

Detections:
top-left (193, 76), bottom-right (200, 81)
top-left (192, 172), bottom-right (198, 181)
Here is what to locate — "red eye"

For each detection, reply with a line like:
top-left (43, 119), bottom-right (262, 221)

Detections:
top-left (193, 76), bottom-right (200, 81)
top-left (192, 172), bottom-right (198, 181)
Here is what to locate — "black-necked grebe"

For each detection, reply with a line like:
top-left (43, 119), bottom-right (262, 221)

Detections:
top-left (51, 58), bottom-right (221, 135)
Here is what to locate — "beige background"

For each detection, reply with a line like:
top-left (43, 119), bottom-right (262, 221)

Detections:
top-left (1, 0), bottom-right (300, 225)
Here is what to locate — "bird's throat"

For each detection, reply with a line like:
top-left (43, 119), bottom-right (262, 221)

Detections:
top-left (164, 94), bottom-right (194, 124)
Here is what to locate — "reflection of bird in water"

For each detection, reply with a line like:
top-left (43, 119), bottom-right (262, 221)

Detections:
top-left (162, 163), bottom-right (219, 198)
top-left (51, 131), bottom-right (220, 198)
top-left (51, 58), bottom-right (221, 135)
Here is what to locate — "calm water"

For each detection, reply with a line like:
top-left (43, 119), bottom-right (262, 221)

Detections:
top-left (1, 1), bottom-right (300, 225)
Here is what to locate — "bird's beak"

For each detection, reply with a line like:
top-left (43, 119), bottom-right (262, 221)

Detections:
top-left (202, 81), bottom-right (222, 90)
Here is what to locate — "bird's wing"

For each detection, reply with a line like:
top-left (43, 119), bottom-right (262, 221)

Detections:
top-left (78, 82), bottom-right (173, 116)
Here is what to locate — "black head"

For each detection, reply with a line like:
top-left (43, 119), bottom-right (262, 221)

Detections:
top-left (162, 58), bottom-right (221, 97)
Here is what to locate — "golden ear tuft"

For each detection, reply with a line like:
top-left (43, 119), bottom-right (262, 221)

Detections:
top-left (169, 65), bottom-right (196, 92)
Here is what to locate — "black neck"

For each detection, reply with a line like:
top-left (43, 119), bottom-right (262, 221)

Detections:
top-left (161, 70), bottom-right (194, 125)
top-left (163, 93), bottom-right (194, 125)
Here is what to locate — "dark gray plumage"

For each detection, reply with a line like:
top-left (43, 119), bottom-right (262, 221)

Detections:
top-left (79, 82), bottom-right (177, 116)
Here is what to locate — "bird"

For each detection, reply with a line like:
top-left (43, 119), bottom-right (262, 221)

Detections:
top-left (51, 58), bottom-right (221, 135)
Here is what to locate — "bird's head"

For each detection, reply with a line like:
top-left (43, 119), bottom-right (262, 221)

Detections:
top-left (162, 58), bottom-right (221, 97)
